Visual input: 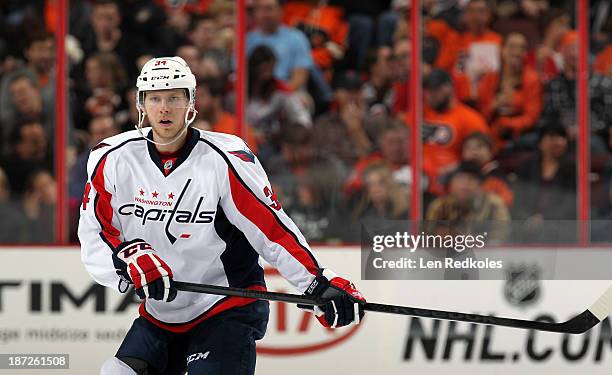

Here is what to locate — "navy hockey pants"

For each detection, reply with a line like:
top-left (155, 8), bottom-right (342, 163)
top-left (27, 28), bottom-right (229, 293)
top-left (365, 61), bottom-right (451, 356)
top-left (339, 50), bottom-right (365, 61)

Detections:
top-left (116, 300), bottom-right (269, 375)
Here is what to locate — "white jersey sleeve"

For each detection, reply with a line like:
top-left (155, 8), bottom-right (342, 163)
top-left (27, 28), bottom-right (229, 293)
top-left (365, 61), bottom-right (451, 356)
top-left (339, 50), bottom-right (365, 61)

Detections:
top-left (78, 135), bottom-right (128, 292)
top-left (204, 133), bottom-right (321, 292)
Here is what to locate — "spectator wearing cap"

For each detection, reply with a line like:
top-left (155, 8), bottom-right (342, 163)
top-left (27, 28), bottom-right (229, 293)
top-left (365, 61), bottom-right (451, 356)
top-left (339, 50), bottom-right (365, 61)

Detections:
top-left (247, 0), bottom-right (313, 91)
top-left (512, 124), bottom-right (576, 225)
top-left (313, 70), bottom-right (380, 169)
top-left (476, 32), bottom-right (543, 151)
top-left (404, 69), bottom-right (489, 193)
top-left (541, 33), bottom-right (612, 154)
top-left (461, 132), bottom-right (514, 207)
top-left (426, 161), bottom-right (510, 243)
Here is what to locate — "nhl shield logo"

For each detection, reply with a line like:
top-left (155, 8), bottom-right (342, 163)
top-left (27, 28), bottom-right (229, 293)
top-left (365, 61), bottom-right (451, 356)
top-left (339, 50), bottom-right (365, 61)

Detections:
top-left (504, 264), bottom-right (540, 307)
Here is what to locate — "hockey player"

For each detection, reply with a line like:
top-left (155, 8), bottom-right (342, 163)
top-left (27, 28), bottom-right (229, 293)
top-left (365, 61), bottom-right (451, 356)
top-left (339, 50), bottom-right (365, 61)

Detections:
top-left (78, 56), bottom-right (365, 375)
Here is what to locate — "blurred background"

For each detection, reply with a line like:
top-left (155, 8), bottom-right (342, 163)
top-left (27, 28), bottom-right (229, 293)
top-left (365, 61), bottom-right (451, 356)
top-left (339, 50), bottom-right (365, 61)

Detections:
top-left (0, 1), bottom-right (611, 374)
top-left (0, 0), bottom-right (610, 246)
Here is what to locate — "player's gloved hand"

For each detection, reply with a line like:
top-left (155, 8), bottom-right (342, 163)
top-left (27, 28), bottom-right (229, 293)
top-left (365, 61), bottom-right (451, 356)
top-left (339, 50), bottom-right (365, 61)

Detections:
top-left (112, 239), bottom-right (177, 302)
top-left (304, 269), bottom-right (366, 328)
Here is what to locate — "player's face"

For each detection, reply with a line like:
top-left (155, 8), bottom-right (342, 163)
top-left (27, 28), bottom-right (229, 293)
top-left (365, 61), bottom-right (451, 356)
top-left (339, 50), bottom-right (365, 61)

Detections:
top-left (143, 89), bottom-right (190, 142)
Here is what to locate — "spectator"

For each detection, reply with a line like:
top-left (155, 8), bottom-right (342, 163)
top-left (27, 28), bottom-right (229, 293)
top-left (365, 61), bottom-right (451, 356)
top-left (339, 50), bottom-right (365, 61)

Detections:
top-left (455, 0), bottom-right (503, 100)
top-left (352, 163), bottom-right (409, 221)
top-left (525, 9), bottom-right (570, 83)
top-left (116, 87), bottom-right (141, 132)
top-left (119, 1), bottom-right (171, 56)
top-left (461, 132), bottom-right (514, 207)
top-left (78, 0), bottom-right (143, 81)
top-left (362, 46), bottom-right (394, 116)
top-left (175, 44), bottom-right (201, 78)
top-left (282, 0), bottom-right (349, 80)
top-left (541, 33), bottom-right (612, 153)
top-left (68, 115), bottom-right (120, 242)
top-left (390, 37), bottom-right (411, 116)
top-left (3, 73), bottom-right (59, 153)
top-left (266, 123), bottom-right (347, 234)
top-left (73, 51), bottom-right (128, 130)
top-left (198, 54), bottom-right (224, 79)
top-left (344, 119), bottom-right (418, 198)
top-left (246, 45), bottom-right (311, 152)
top-left (69, 115), bottom-right (120, 202)
top-left (10, 29), bottom-right (54, 87)
top-left (188, 14), bottom-right (230, 76)
top-left (594, 44), bottom-right (612, 77)
top-left (405, 69), bottom-right (489, 193)
top-left (424, 15), bottom-right (461, 72)
top-left (209, 0), bottom-right (236, 61)
top-left (247, 0), bottom-right (313, 91)
top-left (22, 169), bottom-right (56, 243)
top-left (313, 71), bottom-right (379, 169)
top-left (193, 77), bottom-right (257, 150)
top-left (426, 161), bottom-right (510, 243)
top-left (425, 0), bottom-right (463, 30)
top-left (512, 125), bottom-right (576, 224)
top-left (477, 32), bottom-right (542, 150)
top-left (1, 121), bottom-right (52, 196)
top-left (0, 31), bottom-right (55, 143)
top-left (376, 0), bottom-right (409, 47)
top-left (328, 0), bottom-right (392, 70)
top-left (0, 166), bottom-right (29, 242)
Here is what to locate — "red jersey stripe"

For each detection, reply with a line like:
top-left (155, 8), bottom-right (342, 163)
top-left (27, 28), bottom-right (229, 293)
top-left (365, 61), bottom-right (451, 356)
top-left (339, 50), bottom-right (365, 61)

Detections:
top-left (227, 168), bottom-right (318, 275)
top-left (92, 157), bottom-right (122, 248)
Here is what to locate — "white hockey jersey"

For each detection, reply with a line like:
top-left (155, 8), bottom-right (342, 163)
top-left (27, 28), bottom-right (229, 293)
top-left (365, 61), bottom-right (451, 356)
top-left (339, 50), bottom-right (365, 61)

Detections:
top-left (78, 128), bottom-right (321, 332)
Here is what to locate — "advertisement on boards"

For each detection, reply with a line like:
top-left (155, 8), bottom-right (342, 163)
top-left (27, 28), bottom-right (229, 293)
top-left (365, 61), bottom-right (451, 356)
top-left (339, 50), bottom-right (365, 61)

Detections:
top-left (0, 247), bottom-right (610, 374)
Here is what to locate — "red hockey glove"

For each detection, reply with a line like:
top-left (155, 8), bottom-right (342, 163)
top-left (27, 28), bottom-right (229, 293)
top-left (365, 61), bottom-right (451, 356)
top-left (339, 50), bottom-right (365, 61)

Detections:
top-left (113, 239), bottom-right (177, 302)
top-left (305, 269), bottom-right (366, 328)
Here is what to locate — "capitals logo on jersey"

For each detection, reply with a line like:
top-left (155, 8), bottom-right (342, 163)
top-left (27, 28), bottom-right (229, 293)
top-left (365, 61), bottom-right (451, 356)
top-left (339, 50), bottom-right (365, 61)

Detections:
top-left (118, 178), bottom-right (215, 244)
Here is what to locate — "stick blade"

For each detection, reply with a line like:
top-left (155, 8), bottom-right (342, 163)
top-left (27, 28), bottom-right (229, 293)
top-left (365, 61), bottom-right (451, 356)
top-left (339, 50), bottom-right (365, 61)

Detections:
top-left (588, 285), bottom-right (612, 321)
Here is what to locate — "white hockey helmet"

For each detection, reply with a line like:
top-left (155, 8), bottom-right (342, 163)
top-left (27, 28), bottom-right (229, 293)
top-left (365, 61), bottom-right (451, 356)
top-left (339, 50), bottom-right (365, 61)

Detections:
top-left (135, 56), bottom-right (198, 145)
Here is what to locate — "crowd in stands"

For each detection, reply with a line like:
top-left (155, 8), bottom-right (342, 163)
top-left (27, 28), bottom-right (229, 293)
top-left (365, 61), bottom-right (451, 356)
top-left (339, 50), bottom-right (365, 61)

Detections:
top-left (0, 0), bottom-right (610, 244)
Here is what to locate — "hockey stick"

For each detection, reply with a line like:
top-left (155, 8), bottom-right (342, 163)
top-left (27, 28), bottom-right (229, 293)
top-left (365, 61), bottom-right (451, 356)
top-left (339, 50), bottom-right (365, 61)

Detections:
top-left (173, 281), bottom-right (612, 334)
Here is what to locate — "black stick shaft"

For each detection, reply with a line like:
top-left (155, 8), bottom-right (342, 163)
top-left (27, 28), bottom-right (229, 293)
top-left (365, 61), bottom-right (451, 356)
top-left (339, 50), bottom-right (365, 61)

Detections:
top-left (363, 302), bottom-right (597, 333)
top-left (173, 281), bottom-right (599, 334)
top-left (173, 281), bottom-right (324, 305)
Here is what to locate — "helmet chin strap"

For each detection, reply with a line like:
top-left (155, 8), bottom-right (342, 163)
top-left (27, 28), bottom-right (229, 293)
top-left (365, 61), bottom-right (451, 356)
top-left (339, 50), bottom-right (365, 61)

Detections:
top-left (135, 106), bottom-right (198, 147)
